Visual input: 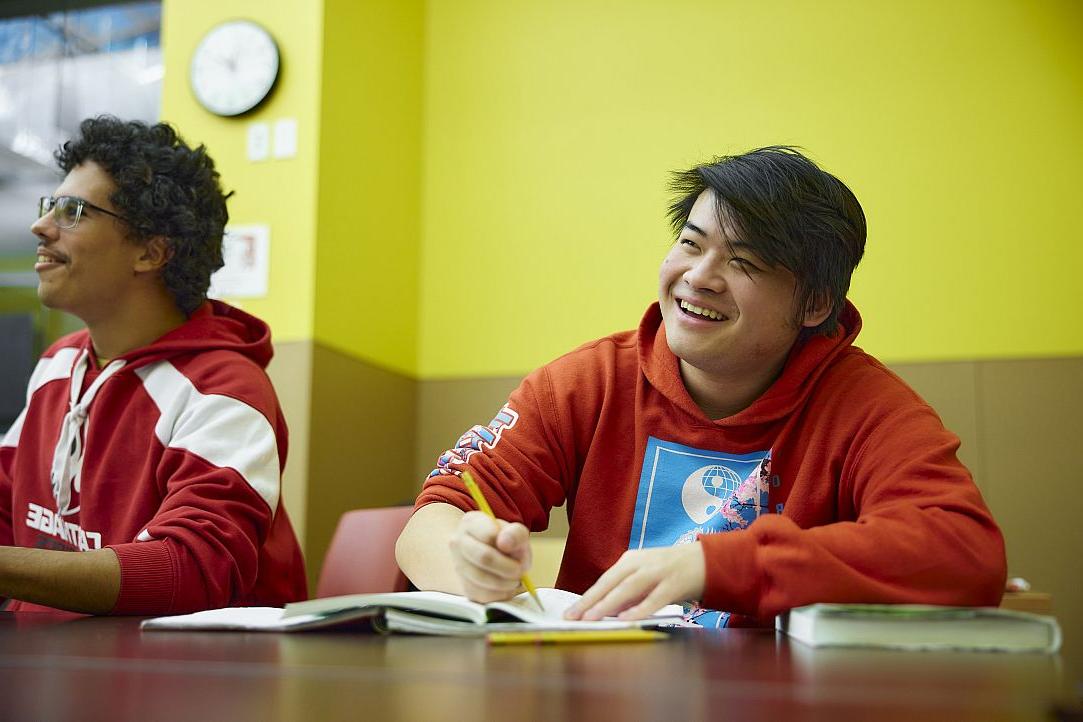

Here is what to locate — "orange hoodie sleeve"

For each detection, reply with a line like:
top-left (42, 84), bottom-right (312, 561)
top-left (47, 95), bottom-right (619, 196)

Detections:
top-left (698, 374), bottom-right (1006, 621)
top-left (416, 365), bottom-right (574, 531)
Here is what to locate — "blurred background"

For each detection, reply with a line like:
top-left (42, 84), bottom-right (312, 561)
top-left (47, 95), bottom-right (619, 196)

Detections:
top-left (1, 0), bottom-right (1080, 675)
top-left (0, 0), bottom-right (161, 427)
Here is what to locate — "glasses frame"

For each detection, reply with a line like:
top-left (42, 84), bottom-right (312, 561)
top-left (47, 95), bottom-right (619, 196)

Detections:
top-left (39, 195), bottom-right (127, 230)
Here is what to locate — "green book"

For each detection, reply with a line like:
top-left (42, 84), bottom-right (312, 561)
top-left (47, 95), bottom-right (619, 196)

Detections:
top-left (777, 603), bottom-right (1061, 653)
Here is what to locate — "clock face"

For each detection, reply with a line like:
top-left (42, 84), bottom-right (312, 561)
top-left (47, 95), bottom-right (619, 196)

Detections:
top-left (190, 20), bottom-right (280, 117)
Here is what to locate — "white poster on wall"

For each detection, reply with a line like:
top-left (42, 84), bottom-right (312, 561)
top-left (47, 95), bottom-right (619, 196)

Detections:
top-left (208, 225), bottom-right (270, 299)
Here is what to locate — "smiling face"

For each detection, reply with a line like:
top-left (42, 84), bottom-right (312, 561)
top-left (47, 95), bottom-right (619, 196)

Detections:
top-left (658, 189), bottom-right (828, 391)
top-left (31, 162), bottom-right (148, 325)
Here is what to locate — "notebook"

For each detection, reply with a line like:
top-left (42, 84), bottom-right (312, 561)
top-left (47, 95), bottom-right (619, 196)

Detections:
top-left (777, 603), bottom-right (1061, 653)
top-left (141, 587), bottom-right (686, 635)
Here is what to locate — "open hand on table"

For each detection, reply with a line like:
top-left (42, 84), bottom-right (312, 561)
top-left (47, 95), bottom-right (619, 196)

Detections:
top-left (564, 542), bottom-right (705, 621)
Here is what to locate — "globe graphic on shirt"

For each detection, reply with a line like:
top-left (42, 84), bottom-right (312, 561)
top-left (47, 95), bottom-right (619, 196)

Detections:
top-left (681, 464), bottom-right (742, 524)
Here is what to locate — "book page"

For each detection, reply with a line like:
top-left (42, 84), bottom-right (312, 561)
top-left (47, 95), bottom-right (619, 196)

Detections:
top-left (284, 590), bottom-right (490, 624)
top-left (486, 588), bottom-right (685, 625)
top-left (485, 588), bottom-right (584, 623)
top-left (285, 588), bottom-right (686, 628)
top-left (384, 608), bottom-right (683, 636)
top-left (142, 607), bottom-right (307, 631)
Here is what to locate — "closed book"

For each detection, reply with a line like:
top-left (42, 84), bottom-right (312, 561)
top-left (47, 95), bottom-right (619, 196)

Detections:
top-left (776, 604), bottom-right (1061, 653)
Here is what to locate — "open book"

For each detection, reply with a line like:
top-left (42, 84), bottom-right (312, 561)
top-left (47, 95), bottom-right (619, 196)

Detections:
top-left (777, 603), bottom-right (1062, 653)
top-left (141, 588), bottom-right (686, 636)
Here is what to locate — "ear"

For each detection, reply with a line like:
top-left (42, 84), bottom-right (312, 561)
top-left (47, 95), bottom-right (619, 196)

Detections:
top-left (800, 293), bottom-right (833, 329)
top-left (133, 236), bottom-right (173, 274)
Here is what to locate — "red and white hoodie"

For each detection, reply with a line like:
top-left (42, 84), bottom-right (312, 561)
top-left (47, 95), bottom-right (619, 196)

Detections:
top-left (0, 301), bottom-right (307, 614)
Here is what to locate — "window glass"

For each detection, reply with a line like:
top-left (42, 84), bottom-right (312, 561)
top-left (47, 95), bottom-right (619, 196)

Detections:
top-left (0, 1), bottom-right (161, 431)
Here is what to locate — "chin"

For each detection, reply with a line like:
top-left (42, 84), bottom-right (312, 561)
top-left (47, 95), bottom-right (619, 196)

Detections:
top-left (36, 289), bottom-right (65, 313)
top-left (665, 336), bottom-right (707, 368)
top-left (675, 350), bottom-right (720, 374)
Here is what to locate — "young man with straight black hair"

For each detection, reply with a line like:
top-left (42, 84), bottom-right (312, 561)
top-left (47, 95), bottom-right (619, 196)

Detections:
top-left (397, 147), bottom-right (1005, 628)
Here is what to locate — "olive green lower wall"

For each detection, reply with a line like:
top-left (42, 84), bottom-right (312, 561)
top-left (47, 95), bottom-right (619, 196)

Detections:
top-left (273, 343), bottom-right (1082, 673)
top-left (270, 340), bottom-right (419, 593)
top-left (264, 342), bottom-right (312, 554)
top-left (304, 343), bottom-right (419, 593)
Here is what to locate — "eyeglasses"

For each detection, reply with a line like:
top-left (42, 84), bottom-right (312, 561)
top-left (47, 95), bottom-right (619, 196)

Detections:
top-left (38, 196), bottom-right (127, 230)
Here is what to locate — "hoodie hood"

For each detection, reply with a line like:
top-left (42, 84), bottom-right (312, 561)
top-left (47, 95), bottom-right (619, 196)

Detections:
top-left (639, 300), bottom-right (862, 426)
top-left (46, 301), bottom-right (274, 516)
top-left (81, 300), bottom-right (274, 373)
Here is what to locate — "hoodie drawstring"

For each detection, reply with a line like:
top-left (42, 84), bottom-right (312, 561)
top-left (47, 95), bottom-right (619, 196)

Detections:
top-left (50, 349), bottom-right (126, 515)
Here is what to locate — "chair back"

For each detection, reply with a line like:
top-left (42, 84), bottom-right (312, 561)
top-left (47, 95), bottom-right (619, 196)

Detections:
top-left (316, 506), bottom-right (414, 598)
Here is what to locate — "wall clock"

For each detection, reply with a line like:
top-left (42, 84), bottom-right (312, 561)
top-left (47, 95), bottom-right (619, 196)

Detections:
top-left (190, 20), bottom-right (280, 117)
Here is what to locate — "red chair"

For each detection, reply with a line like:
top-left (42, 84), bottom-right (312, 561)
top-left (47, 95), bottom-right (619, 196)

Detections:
top-left (315, 506), bottom-right (415, 598)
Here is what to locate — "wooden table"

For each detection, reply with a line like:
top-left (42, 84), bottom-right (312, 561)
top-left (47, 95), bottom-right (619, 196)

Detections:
top-left (0, 612), bottom-right (1075, 721)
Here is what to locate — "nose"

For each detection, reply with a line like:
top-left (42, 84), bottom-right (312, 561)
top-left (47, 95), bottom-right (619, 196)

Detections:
top-left (31, 211), bottom-right (56, 240)
top-left (682, 252), bottom-right (726, 294)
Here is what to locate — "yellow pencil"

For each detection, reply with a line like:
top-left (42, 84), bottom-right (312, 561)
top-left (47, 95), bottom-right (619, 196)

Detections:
top-left (487, 629), bottom-right (669, 645)
top-left (461, 469), bottom-right (545, 613)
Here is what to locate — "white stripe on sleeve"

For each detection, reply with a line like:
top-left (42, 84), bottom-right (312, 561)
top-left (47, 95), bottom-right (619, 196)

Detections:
top-left (2, 347), bottom-right (81, 449)
top-left (136, 361), bottom-right (280, 512)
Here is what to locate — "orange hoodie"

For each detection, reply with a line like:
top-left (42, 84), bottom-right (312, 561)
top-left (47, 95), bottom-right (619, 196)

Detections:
top-left (417, 301), bottom-right (1005, 625)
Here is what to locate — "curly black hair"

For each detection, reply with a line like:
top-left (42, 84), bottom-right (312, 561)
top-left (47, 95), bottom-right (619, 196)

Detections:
top-left (55, 116), bottom-right (232, 315)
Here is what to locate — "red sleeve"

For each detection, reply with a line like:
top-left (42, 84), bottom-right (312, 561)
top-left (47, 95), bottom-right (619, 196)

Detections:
top-left (0, 453), bottom-right (12, 611)
top-left (416, 366), bottom-right (573, 532)
top-left (106, 371), bottom-right (290, 615)
top-left (0, 446), bottom-right (12, 549)
top-left (699, 402), bottom-right (1006, 620)
top-left (108, 455), bottom-right (273, 614)
top-left (1, 417), bottom-right (19, 611)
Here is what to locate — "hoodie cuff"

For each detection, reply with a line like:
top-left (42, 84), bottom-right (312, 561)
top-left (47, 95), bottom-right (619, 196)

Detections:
top-left (108, 541), bottom-right (176, 615)
top-left (698, 527), bottom-right (765, 617)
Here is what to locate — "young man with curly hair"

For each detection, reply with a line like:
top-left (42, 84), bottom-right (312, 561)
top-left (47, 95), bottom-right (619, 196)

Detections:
top-left (397, 147), bottom-right (1006, 628)
top-left (0, 116), bottom-right (307, 614)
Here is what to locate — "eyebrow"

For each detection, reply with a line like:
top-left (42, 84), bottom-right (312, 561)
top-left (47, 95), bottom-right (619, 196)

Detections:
top-left (682, 222), bottom-right (755, 251)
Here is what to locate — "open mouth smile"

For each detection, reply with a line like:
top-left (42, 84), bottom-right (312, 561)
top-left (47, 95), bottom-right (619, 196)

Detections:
top-left (35, 248), bottom-right (68, 269)
top-left (679, 299), bottom-right (728, 322)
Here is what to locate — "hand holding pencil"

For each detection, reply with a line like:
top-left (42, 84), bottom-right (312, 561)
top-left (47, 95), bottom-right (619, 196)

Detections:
top-left (457, 470), bottom-right (545, 612)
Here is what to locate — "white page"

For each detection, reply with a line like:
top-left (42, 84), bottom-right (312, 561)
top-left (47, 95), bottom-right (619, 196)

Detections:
top-left (285, 590), bottom-right (489, 624)
top-left (141, 607), bottom-right (322, 631)
top-left (487, 588), bottom-right (685, 624)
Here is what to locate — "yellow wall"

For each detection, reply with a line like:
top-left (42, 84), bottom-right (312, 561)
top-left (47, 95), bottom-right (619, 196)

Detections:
top-left (158, 0), bottom-right (1083, 376)
top-left (160, 0), bottom-right (324, 344)
top-left (313, 0), bottom-right (425, 376)
top-left (417, 0), bottom-right (1083, 377)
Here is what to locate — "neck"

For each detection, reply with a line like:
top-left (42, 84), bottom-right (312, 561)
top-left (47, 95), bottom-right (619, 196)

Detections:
top-left (678, 354), bottom-right (789, 420)
top-left (85, 289), bottom-right (188, 361)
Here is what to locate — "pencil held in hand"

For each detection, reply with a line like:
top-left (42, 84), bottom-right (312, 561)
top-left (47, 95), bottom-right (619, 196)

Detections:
top-left (461, 470), bottom-right (545, 613)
